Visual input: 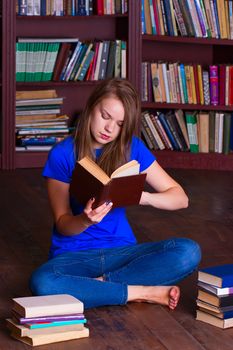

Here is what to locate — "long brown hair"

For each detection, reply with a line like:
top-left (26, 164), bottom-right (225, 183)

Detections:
top-left (74, 78), bottom-right (140, 176)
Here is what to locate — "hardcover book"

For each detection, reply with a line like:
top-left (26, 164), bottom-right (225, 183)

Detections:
top-left (197, 290), bottom-right (233, 307)
top-left (196, 309), bottom-right (233, 329)
top-left (6, 318), bottom-right (84, 338)
top-left (70, 157), bottom-right (147, 209)
top-left (198, 264), bottom-right (233, 288)
top-left (198, 281), bottom-right (233, 297)
top-left (12, 294), bottom-right (84, 318)
top-left (11, 327), bottom-right (89, 346)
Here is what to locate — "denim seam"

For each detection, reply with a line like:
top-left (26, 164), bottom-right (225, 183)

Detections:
top-left (105, 247), bottom-right (173, 282)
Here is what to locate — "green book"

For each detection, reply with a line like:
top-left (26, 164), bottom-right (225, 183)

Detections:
top-left (209, 111), bottom-right (215, 152)
top-left (223, 113), bottom-right (232, 155)
top-left (16, 42), bottom-right (27, 82)
top-left (185, 111), bottom-right (199, 153)
top-left (41, 43), bottom-right (60, 81)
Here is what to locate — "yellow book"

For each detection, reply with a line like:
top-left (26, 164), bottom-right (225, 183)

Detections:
top-left (16, 90), bottom-right (57, 100)
top-left (216, 0), bottom-right (228, 39)
top-left (189, 65), bottom-right (197, 104)
top-left (197, 65), bottom-right (204, 105)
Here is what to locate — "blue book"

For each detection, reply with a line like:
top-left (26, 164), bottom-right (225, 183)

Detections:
top-left (158, 113), bottom-right (180, 150)
top-left (198, 264), bottom-right (233, 288)
top-left (141, 0), bottom-right (146, 34)
top-left (26, 319), bottom-right (87, 329)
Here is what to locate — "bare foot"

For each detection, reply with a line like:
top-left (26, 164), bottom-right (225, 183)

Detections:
top-left (128, 285), bottom-right (180, 310)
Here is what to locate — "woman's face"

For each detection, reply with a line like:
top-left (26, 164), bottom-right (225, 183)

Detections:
top-left (90, 96), bottom-right (125, 148)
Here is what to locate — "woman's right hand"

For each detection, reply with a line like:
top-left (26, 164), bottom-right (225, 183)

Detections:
top-left (81, 198), bottom-right (113, 228)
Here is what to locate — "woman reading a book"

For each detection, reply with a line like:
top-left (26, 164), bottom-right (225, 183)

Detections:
top-left (30, 78), bottom-right (201, 309)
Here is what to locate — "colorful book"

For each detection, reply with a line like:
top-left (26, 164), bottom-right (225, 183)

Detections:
top-left (196, 309), bottom-right (233, 329)
top-left (23, 319), bottom-right (87, 329)
top-left (198, 281), bottom-right (233, 297)
top-left (198, 264), bottom-right (233, 288)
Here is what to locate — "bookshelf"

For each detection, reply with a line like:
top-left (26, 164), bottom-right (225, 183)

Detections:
top-left (141, 34), bottom-right (233, 170)
top-left (1, 1), bottom-right (233, 170)
top-left (1, 0), bottom-right (140, 169)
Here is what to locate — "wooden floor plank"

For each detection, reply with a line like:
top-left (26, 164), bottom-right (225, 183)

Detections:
top-left (0, 168), bottom-right (233, 349)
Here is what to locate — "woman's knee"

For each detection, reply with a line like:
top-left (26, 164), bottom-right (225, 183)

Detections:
top-left (29, 265), bottom-right (56, 296)
top-left (175, 237), bottom-right (201, 271)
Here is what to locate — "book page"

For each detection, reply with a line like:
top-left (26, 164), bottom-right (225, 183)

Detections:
top-left (78, 157), bottom-right (110, 184)
top-left (111, 160), bottom-right (140, 178)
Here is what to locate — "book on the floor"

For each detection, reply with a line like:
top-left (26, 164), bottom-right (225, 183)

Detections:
top-left (198, 281), bottom-right (233, 296)
top-left (197, 307), bottom-right (233, 320)
top-left (11, 326), bottom-right (89, 346)
top-left (197, 289), bottom-right (233, 307)
top-left (22, 319), bottom-right (87, 329)
top-left (198, 264), bottom-right (233, 288)
top-left (70, 157), bottom-right (146, 209)
top-left (196, 309), bottom-right (233, 329)
top-left (6, 318), bottom-right (85, 337)
top-left (12, 294), bottom-right (84, 318)
top-left (196, 299), bottom-right (233, 314)
top-left (13, 311), bottom-right (85, 324)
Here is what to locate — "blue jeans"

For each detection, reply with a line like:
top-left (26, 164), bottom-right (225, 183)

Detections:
top-left (30, 238), bottom-right (201, 309)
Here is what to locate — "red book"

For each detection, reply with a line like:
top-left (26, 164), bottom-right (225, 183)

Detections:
top-left (53, 43), bottom-right (72, 82)
top-left (228, 66), bottom-right (233, 105)
top-left (96, 0), bottom-right (104, 15)
top-left (152, 0), bottom-right (161, 35)
top-left (193, 64), bottom-right (200, 104)
top-left (209, 65), bottom-right (219, 106)
top-left (219, 64), bottom-right (226, 105)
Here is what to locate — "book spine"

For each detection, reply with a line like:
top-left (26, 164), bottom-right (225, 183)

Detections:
top-left (209, 65), bottom-right (219, 106)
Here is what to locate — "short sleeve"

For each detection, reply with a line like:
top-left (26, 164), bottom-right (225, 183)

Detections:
top-left (130, 136), bottom-right (156, 172)
top-left (42, 136), bottom-right (76, 183)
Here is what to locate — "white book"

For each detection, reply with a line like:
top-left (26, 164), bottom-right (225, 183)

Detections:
top-left (198, 281), bottom-right (233, 296)
top-left (94, 42), bottom-right (103, 80)
top-left (144, 113), bottom-right (165, 150)
top-left (12, 294), bottom-right (84, 318)
top-left (18, 38), bottom-right (80, 43)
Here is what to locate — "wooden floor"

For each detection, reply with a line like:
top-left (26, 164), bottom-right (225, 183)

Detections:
top-left (0, 168), bottom-right (233, 349)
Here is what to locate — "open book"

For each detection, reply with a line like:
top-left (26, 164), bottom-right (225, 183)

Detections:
top-left (70, 157), bottom-right (146, 208)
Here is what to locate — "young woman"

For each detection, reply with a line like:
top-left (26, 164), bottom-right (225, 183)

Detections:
top-left (30, 78), bottom-right (201, 310)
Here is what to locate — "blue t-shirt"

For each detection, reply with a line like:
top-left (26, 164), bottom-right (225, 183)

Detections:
top-left (43, 135), bottom-right (156, 258)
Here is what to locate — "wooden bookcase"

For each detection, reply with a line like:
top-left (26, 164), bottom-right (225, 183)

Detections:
top-left (141, 35), bottom-right (233, 170)
top-left (0, 1), bottom-right (233, 170)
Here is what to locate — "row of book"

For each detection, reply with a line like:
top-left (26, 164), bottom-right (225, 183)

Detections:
top-left (16, 38), bottom-right (126, 82)
top-left (141, 110), bottom-right (233, 154)
top-left (6, 294), bottom-right (89, 346)
top-left (196, 264), bottom-right (233, 329)
top-left (15, 89), bottom-right (71, 151)
top-left (17, 0), bottom-right (128, 16)
top-left (142, 0), bottom-right (233, 39)
top-left (142, 62), bottom-right (233, 107)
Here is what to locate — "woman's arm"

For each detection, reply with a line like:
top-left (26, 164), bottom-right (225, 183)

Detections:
top-left (140, 161), bottom-right (188, 210)
top-left (46, 178), bottom-right (113, 236)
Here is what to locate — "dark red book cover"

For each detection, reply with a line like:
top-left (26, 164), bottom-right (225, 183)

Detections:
top-left (219, 64), bottom-right (226, 105)
top-left (70, 162), bottom-right (146, 209)
top-left (53, 43), bottom-right (72, 82)
top-left (228, 66), bottom-right (233, 105)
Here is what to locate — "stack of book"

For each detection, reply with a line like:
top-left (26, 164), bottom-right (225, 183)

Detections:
top-left (196, 264), bottom-right (233, 329)
top-left (6, 294), bottom-right (89, 346)
top-left (15, 89), bottom-right (70, 152)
